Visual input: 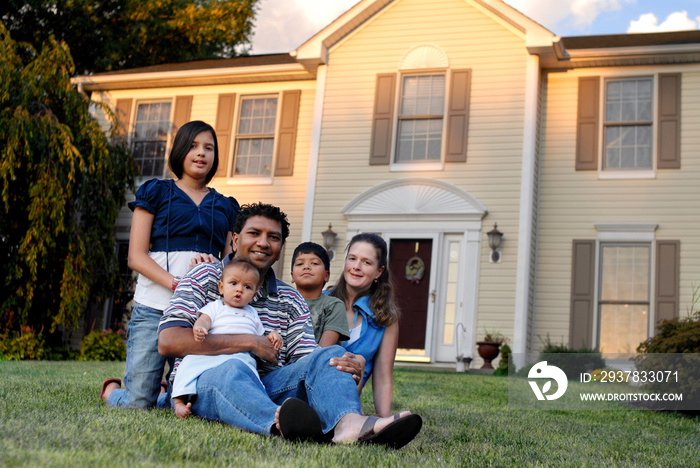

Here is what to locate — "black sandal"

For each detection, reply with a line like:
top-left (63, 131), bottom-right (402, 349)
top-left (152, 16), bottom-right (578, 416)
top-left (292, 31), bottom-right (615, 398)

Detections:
top-left (358, 413), bottom-right (423, 449)
top-left (277, 398), bottom-right (327, 443)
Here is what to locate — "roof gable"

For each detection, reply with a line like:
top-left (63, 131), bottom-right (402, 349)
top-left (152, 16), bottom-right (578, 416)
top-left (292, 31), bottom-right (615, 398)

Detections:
top-left (293, 0), bottom-right (555, 65)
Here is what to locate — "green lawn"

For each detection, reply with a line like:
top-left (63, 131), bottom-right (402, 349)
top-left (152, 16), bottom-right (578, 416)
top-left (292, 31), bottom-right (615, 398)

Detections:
top-left (1, 361), bottom-right (698, 467)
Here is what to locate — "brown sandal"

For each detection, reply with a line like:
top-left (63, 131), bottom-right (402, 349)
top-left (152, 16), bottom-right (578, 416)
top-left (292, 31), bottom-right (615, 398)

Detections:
top-left (100, 378), bottom-right (121, 400)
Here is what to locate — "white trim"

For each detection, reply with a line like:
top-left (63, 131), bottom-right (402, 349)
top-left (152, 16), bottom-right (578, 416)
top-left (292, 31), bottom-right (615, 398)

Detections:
top-left (302, 65), bottom-right (328, 241)
top-left (342, 178), bottom-right (487, 218)
top-left (71, 63), bottom-right (306, 87)
top-left (342, 180), bottom-right (486, 363)
top-left (512, 54), bottom-right (540, 368)
top-left (464, 228), bottom-right (482, 366)
top-left (592, 223), bottom-right (658, 350)
top-left (390, 162), bottom-right (443, 172)
top-left (567, 43), bottom-right (700, 59)
top-left (595, 223), bottom-right (658, 242)
top-left (598, 170), bottom-right (656, 180)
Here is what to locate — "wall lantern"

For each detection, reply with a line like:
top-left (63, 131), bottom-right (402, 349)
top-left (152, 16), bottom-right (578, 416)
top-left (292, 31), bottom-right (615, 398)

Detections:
top-left (487, 223), bottom-right (503, 263)
top-left (321, 223), bottom-right (338, 261)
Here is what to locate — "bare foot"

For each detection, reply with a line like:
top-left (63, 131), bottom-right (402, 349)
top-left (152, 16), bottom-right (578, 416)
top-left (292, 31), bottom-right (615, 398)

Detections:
top-left (331, 411), bottom-right (412, 443)
top-left (274, 404), bottom-right (282, 433)
top-left (101, 382), bottom-right (120, 402)
top-left (174, 401), bottom-right (192, 419)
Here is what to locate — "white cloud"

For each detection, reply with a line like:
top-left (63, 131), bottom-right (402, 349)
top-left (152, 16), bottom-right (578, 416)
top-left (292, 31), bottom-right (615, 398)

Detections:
top-left (504, 0), bottom-right (631, 32)
top-left (250, 0), bottom-right (360, 54)
top-left (570, 0), bottom-right (625, 28)
top-left (503, 0), bottom-right (572, 29)
top-left (627, 11), bottom-right (699, 33)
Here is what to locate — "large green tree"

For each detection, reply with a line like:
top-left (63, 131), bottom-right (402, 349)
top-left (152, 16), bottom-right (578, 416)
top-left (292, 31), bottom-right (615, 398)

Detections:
top-left (1, 0), bottom-right (260, 74)
top-left (0, 22), bottom-right (136, 335)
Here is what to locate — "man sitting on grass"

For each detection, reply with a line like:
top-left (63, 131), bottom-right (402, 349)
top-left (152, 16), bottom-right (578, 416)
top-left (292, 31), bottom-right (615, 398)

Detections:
top-left (156, 203), bottom-right (422, 448)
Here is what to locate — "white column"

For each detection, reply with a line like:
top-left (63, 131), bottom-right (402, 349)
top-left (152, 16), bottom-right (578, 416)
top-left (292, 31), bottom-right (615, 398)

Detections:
top-left (513, 54), bottom-right (540, 369)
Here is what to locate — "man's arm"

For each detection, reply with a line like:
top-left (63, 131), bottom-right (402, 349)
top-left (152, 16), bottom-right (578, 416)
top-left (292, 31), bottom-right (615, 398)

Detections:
top-left (157, 261), bottom-right (278, 363)
top-left (158, 326), bottom-right (278, 363)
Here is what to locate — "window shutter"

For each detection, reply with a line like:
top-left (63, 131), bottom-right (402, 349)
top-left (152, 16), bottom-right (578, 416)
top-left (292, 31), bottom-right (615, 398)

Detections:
top-left (173, 96), bottom-right (193, 134)
top-left (215, 94), bottom-right (236, 178)
top-left (446, 69), bottom-right (471, 163)
top-left (369, 73), bottom-right (396, 165)
top-left (115, 98), bottom-right (133, 141)
top-left (657, 73), bottom-right (681, 169)
top-left (655, 240), bottom-right (680, 324)
top-left (576, 77), bottom-right (599, 171)
top-left (570, 240), bottom-right (596, 349)
top-left (274, 89), bottom-right (301, 176)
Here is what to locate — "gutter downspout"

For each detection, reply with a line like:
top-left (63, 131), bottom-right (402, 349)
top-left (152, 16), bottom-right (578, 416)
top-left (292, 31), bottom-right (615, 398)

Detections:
top-left (513, 53), bottom-right (540, 370)
top-left (301, 64), bottom-right (328, 241)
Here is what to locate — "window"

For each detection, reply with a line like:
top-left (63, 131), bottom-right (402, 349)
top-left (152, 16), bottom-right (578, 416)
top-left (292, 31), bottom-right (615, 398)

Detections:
top-left (233, 96), bottom-right (278, 177)
top-left (576, 74), bottom-right (680, 173)
top-left (131, 101), bottom-right (172, 177)
top-left (603, 78), bottom-right (653, 170)
top-left (598, 244), bottom-right (650, 354)
top-left (396, 74), bottom-right (445, 163)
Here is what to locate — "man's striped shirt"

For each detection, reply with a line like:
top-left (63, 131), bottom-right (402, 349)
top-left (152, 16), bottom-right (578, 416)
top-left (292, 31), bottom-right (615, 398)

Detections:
top-left (158, 261), bottom-right (318, 376)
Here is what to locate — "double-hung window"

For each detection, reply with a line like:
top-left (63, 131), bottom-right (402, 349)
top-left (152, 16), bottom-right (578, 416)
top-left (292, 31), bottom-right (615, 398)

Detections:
top-left (396, 74), bottom-right (445, 163)
top-left (576, 73), bottom-right (680, 174)
top-left (233, 96), bottom-right (278, 177)
top-left (131, 101), bottom-right (172, 178)
top-left (598, 243), bottom-right (651, 354)
top-left (603, 77), bottom-right (653, 171)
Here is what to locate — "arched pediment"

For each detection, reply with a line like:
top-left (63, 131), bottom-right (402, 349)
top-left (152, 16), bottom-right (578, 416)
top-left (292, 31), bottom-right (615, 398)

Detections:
top-left (399, 45), bottom-right (448, 70)
top-left (342, 178), bottom-right (486, 219)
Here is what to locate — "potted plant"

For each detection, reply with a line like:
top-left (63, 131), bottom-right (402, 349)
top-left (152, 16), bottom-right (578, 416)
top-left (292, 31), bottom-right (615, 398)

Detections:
top-left (476, 331), bottom-right (507, 369)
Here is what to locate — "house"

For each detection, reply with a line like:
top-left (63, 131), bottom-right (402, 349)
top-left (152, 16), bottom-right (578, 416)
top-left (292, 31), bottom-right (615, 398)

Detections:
top-left (72, 0), bottom-right (700, 368)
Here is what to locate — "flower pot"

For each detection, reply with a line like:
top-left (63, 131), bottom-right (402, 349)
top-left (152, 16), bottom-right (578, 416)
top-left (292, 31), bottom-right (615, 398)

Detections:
top-left (476, 341), bottom-right (502, 369)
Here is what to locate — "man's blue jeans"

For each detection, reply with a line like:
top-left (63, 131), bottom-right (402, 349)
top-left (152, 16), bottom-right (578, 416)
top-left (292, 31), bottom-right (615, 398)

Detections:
top-left (191, 345), bottom-right (362, 435)
top-left (107, 303), bottom-right (172, 409)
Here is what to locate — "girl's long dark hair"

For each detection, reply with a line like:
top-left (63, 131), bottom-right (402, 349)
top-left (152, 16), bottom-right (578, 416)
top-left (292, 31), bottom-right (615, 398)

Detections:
top-left (168, 120), bottom-right (219, 184)
top-left (330, 233), bottom-right (399, 327)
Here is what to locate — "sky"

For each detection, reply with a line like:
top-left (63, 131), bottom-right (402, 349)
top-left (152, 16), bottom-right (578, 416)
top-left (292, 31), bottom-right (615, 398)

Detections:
top-left (249, 0), bottom-right (700, 54)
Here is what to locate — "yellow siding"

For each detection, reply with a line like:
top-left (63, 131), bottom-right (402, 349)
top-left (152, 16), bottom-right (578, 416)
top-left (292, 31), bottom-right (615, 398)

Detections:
top-left (313, 0), bottom-right (531, 341)
top-left (536, 67), bottom-right (700, 347)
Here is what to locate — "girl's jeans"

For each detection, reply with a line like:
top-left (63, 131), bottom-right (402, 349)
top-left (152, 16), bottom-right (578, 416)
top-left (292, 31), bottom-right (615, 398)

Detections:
top-left (107, 303), bottom-right (172, 409)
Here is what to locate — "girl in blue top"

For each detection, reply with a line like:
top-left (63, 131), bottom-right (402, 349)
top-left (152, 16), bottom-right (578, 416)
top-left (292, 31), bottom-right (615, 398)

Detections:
top-left (101, 120), bottom-right (239, 409)
top-left (330, 233), bottom-right (400, 417)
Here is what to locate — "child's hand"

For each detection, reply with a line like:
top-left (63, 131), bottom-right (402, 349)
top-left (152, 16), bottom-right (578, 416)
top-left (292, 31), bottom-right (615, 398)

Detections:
top-left (268, 330), bottom-right (283, 350)
top-left (193, 326), bottom-right (208, 342)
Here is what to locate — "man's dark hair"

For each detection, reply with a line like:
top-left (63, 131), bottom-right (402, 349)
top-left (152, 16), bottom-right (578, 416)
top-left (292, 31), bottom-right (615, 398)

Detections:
top-left (291, 242), bottom-right (331, 272)
top-left (168, 120), bottom-right (219, 184)
top-left (232, 203), bottom-right (290, 243)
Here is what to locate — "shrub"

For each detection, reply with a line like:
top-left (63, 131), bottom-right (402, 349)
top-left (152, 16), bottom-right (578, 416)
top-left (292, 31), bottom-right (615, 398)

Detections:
top-left (79, 329), bottom-right (126, 361)
top-left (493, 344), bottom-right (514, 376)
top-left (536, 335), bottom-right (605, 379)
top-left (0, 327), bottom-right (48, 360)
top-left (637, 312), bottom-right (700, 355)
top-left (635, 310), bottom-right (700, 412)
